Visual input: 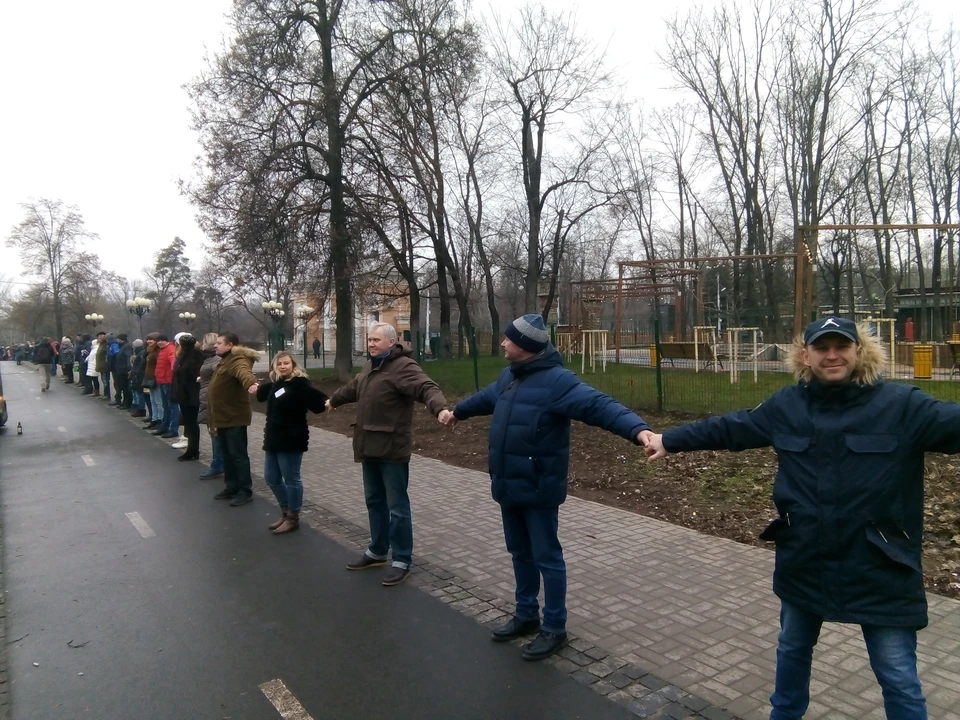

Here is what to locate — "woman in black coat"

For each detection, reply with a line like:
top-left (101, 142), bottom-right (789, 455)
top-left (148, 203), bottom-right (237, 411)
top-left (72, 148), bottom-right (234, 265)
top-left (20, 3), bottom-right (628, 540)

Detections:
top-left (256, 351), bottom-right (328, 534)
top-left (170, 334), bottom-right (205, 461)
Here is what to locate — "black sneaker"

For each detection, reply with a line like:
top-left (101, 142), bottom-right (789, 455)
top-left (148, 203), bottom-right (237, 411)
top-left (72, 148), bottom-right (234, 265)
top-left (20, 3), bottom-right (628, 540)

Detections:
top-left (214, 490), bottom-right (238, 500)
top-left (346, 554), bottom-right (388, 571)
top-left (491, 616), bottom-right (542, 643)
top-left (521, 631), bottom-right (568, 661)
top-left (228, 494), bottom-right (253, 507)
top-left (381, 567), bottom-right (410, 586)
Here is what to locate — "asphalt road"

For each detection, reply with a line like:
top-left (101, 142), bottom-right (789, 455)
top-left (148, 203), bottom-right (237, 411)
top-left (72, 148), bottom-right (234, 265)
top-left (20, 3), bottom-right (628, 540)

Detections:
top-left (0, 362), bottom-right (631, 720)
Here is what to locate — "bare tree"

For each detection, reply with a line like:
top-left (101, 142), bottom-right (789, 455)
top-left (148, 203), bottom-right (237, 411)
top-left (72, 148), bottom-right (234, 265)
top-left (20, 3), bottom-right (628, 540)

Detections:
top-left (5, 198), bottom-right (97, 340)
top-left (488, 3), bottom-right (616, 313)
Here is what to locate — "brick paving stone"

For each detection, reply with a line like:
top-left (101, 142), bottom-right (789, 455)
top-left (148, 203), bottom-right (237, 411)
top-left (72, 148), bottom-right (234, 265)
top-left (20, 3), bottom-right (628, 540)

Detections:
top-left (679, 695), bottom-right (711, 712)
top-left (571, 669), bottom-right (598, 686)
top-left (587, 662), bottom-right (615, 678)
top-left (608, 672), bottom-right (633, 689)
top-left (639, 674), bottom-right (668, 691)
top-left (627, 692), bottom-right (671, 718)
top-left (172, 413), bottom-right (960, 720)
top-left (659, 702), bottom-right (695, 719)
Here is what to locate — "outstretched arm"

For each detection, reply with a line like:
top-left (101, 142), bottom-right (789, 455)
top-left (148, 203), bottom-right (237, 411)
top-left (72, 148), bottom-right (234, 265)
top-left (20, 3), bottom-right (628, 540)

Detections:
top-left (551, 374), bottom-right (650, 443)
top-left (453, 378), bottom-right (503, 421)
top-left (906, 389), bottom-right (960, 454)
top-left (648, 402), bottom-right (776, 462)
top-left (329, 373), bottom-right (361, 409)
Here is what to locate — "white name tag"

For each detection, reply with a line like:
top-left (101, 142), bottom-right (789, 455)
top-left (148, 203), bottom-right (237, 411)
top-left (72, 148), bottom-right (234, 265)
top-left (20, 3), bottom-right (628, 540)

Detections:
top-left (274, 387), bottom-right (286, 398)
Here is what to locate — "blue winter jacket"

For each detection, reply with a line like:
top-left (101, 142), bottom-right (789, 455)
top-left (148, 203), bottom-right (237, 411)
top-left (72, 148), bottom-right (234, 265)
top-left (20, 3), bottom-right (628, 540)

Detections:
top-left (453, 347), bottom-right (650, 508)
top-left (663, 379), bottom-right (960, 629)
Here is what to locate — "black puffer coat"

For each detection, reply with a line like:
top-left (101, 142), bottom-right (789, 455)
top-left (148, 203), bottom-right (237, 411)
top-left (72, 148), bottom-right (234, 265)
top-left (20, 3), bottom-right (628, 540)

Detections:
top-left (256, 376), bottom-right (328, 453)
top-left (171, 347), bottom-right (205, 408)
top-left (662, 330), bottom-right (960, 629)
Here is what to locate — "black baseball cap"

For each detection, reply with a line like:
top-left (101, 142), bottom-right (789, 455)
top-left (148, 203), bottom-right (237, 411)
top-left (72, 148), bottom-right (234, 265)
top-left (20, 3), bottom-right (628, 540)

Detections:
top-left (804, 317), bottom-right (859, 345)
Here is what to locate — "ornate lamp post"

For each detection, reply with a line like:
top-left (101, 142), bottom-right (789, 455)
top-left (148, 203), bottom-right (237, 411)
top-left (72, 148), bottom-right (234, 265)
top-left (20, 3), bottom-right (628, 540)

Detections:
top-left (84, 313), bottom-right (104, 328)
top-left (126, 297), bottom-right (152, 338)
top-left (297, 306), bottom-right (314, 367)
top-left (261, 300), bottom-right (285, 359)
top-left (178, 311), bottom-right (197, 326)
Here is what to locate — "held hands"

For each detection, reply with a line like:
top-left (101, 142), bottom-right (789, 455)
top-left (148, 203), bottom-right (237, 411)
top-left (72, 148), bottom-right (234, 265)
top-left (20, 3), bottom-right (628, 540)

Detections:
top-left (644, 433), bottom-right (668, 462)
top-left (247, 382), bottom-right (259, 395)
top-left (325, 399), bottom-right (334, 412)
top-left (438, 409), bottom-right (457, 427)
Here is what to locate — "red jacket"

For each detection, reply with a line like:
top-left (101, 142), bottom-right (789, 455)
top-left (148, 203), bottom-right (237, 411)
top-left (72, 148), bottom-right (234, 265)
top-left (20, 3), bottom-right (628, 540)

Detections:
top-left (154, 343), bottom-right (176, 384)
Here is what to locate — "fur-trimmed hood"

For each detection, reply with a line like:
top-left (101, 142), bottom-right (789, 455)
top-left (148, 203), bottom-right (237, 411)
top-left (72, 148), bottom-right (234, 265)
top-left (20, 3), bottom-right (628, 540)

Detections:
top-left (227, 345), bottom-right (261, 362)
top-left (786, 322), bottom-right (886, 386)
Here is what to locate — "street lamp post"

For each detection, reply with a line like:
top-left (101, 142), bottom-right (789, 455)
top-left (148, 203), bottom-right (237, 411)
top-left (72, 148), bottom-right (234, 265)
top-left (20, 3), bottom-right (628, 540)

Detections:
top-left (261, 300), bottom-right (285, 360)
top-left (178, 311), bottom-right (197, 327)
top-left (84, 313), bottom-right (104, 328)
top-left (297, 306), bottom-right (315, 368)
top-left (126, 297), bottom-right (152, 338)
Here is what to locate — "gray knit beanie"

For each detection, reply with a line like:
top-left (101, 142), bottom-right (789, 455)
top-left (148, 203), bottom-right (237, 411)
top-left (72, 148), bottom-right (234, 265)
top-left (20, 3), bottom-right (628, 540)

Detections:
top-left (505, 314), bottom-right (550, 353)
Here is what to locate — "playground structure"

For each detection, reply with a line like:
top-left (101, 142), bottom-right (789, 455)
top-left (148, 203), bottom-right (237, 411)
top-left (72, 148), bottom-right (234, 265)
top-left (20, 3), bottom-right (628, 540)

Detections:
top-left (558, 223), bottom-right (960, 384)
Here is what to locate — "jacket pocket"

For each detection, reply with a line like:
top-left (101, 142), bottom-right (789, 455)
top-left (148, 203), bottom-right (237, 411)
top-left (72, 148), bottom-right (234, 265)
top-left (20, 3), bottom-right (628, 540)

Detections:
top-left (865, 523), bottom-right (922, 574)
top-left (845, 434), bottom-right (898, 453)
top-left (772, 434), bottom-right (811, 452)
top-left (759, 516), bottom-right (790, 542)
top-left (360, 423), bottom-right (396, 458)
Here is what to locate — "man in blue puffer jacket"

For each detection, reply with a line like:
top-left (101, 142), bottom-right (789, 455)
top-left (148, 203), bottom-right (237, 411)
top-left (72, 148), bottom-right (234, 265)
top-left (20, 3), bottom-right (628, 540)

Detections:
top-left (449, 314), bottom-right (653, 661)
top-left (645, 317), bottom-right (960, 720)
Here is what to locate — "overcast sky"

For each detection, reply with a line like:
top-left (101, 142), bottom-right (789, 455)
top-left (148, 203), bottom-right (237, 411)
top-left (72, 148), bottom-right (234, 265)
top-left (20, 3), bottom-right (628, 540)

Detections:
top-left (1, 0), bottom-right (954, 290)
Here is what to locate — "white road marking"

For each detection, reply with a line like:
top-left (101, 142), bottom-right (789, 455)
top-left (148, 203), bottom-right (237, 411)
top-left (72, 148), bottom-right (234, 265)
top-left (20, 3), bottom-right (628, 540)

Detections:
top-left (259, 679), bottom-right (314, 720)
top-left (81, 455), bottom-right (95, 467)
top-left (125, 512), bottom-right (156, 538)
top-left (58, 426), bottom-right (67, 433)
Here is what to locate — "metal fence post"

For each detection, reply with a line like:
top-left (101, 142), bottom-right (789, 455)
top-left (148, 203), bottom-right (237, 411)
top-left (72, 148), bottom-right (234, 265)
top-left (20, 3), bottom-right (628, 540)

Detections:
top-left (654, 314), bottom-right (664, 413)
top-left (470, 325), bottom-right (480, 392)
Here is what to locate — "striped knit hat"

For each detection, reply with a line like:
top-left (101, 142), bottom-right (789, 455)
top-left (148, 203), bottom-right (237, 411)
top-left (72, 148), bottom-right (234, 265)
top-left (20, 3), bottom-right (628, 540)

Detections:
top-left (505, 314), bottom-right (550, 353)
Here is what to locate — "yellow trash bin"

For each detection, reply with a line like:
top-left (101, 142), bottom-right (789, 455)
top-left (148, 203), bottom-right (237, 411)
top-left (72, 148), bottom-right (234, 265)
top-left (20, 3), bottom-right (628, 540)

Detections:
top-left (649, 345), bottom-right (658, 367)
top-left (914, 345), bottom-right (933, 380)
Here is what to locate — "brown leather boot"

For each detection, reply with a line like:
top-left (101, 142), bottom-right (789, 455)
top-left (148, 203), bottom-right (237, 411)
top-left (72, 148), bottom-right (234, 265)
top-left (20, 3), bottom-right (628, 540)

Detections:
top-left (273, 510), bottom-right (299, 534)
top-left (268, 509), bottom-right (288, 531)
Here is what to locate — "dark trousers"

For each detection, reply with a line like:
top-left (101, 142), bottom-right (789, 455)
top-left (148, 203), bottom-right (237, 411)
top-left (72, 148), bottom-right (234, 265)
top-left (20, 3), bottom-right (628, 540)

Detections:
top-left (219, 426), bottom-right (252, 497)
top-left (62, 364), bottom-right (74, 383)
top-left (114, 373), bottom-right (131, 407)
top-left (181, 406), bottom-right (200, 455)
top-left (500, 505), bottom-right (567, 634)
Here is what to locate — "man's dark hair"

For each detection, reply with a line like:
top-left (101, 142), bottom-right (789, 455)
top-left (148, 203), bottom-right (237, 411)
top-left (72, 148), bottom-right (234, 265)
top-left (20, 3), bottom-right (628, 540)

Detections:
top-left (96, 331), bottom-right (106, 337)
top-left (117, 333), bottom-right (127, 341)
top-left (219, 332), bottom-right (240, 346)
top-left (156, 333), bottom-right (169, 342)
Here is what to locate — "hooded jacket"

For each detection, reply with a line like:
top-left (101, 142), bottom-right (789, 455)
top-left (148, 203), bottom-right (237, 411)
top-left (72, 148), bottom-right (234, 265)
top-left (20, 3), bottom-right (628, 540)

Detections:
top-left (257, 376), bottom-right (328, 453)
top-left (154, 343), bottom-right (176, 385)
top-left (329, 344), bottom-right (447, 463)
top-left (206, 346), bottom-right (259, 429)
top-left (171, 347), bottom-right (205, 407)
top-left (144, 344), bottom-right (159, 384)
top-left (454, 346), bottom-right (650, 508)
top-left (197, 348), bottom-right (221, 425)
top-left (58, 341), bottom-right (75, 366)
top-left (661, 326), bottom-right (960, 629)
top-left (130, 346), bottom-right (146, 390)
top-left (115, 340), bottom-right (133, 374)
top-left (95, 338), bottom-right (108, 373)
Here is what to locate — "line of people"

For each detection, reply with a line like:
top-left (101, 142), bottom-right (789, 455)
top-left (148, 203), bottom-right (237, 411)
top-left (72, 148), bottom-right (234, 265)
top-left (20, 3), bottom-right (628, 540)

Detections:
top-left (42, 313), bottom-right (960, 719)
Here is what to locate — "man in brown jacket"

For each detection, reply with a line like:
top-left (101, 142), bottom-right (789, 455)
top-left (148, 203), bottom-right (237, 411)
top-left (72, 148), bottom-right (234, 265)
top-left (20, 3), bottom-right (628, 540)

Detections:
top-left (207, 332), bottom-right (260, 506)
top-left (327, 323), bottom-right (450, 586)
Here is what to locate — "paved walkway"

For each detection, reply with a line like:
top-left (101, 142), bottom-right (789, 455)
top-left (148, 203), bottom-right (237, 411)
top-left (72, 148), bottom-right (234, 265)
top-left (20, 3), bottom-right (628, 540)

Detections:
top-left (110, 383), bottom-right (960, 720)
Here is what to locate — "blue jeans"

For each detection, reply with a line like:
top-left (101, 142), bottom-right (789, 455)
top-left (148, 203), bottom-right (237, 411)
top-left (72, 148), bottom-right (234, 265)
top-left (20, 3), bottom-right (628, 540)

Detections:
top-left (132, 389), bottom-right (145, 411)
top-left (219, 426), bottom-right (252, 496)
top-left (265, 451), bottom-right (304, 512)
top-left (158, 384), bottom-right (172, 431)
top-left (209, 430), bottom-right (224, 473)
top-left (500, 505), bottom-right (566, 634)
top-left (168, 402), bottom-right (180, 433)
top-left (100, 371), bottom-right (111, 398)
top-left (771, 600), bottom-right (926, 719)
top-left (361, 461), bottom-right (412, 570)
top-left (149, 386), bottom-right (163, 423)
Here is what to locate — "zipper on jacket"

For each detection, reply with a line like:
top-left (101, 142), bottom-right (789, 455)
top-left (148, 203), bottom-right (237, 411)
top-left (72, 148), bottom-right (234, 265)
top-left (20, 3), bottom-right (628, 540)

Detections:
top-left (870, 522), bottom-right (888, 543)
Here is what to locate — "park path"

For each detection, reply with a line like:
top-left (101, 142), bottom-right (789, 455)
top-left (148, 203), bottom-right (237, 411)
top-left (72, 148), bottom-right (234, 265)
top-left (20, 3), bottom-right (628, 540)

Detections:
top-left (174, 401), bottom-right (960, 719)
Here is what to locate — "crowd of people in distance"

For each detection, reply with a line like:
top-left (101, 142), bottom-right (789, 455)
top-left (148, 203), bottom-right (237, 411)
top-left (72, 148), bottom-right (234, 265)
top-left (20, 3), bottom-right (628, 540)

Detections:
top-left (9, 313), bottom-right (960, 719)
